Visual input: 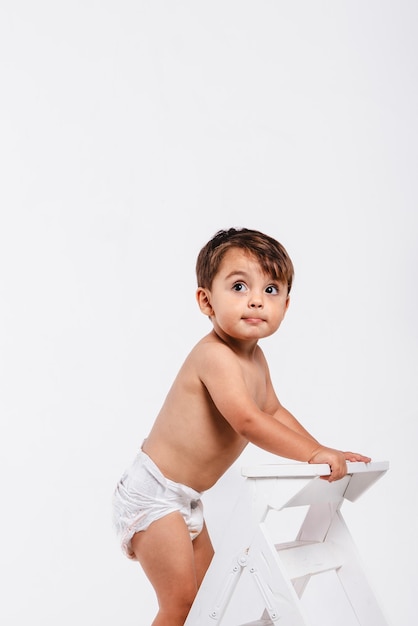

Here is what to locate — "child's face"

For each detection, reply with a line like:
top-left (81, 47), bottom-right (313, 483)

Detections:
top-left (198, 248), bottom-right (290, 343)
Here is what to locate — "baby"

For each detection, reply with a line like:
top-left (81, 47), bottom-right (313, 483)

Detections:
top-left (113, 227), bottom-right (370, 625)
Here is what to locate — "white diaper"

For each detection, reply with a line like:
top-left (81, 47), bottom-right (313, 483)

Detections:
top-left (112, 449), bottom-right (204, 559)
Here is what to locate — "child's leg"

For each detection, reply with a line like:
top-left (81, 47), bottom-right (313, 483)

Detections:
top-left (131, 512), bottom-right (214, 626)
top-left (192, 521), bottom-right (214, 588)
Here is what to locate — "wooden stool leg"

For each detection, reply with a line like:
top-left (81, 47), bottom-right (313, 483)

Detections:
top-left (246, 523), bottom-right (311, 626)
top-left (327, 511), bottom-right (389, 625)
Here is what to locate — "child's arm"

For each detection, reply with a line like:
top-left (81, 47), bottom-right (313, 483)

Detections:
top-left (271, 403), bottom-right (320, 444)
top-left (264, 370), bottom-right (371, 467)
top-left (271, 403), bottom-right (370, 470)
top-left (198, 343), bottom-right (370, 481)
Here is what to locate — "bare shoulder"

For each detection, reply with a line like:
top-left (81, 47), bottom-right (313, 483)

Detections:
top-left (189, 334), bottom-right (270, 370)
top-left (190, 333), bottom-right (241, 371)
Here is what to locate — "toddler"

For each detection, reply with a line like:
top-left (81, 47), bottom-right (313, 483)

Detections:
top-left (113, 227), bottom-right (371, 625)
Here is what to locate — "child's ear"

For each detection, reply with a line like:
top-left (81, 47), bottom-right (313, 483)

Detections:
top-left (196, 288), bottom-right (213, 316)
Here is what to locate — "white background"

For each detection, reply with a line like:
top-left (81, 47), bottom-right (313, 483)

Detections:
top-left (1, 1), bottom-right (417, 625)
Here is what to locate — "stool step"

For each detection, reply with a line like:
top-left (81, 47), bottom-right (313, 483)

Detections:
top-left (275, 540), bottom-right (344, 579)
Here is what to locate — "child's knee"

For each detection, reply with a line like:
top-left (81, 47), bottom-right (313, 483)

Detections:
top-left (158, 601), bottom-right (193, 624)
top-left (178, 588), bottom-right (196, 612)
top-left (164, 587), bottom-right (196, 620)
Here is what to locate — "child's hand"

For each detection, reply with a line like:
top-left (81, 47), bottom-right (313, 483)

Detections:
top-left (343, 451), bottom-right (372, 463)
top-left (309, 447), bottom-right (371, 482)
top-left (308, 447), bottom-right (348, 482)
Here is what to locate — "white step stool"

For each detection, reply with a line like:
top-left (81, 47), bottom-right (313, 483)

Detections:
top-left (184, 461), bottom-right (389, 626)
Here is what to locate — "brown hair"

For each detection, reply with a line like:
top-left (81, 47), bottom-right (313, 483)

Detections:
top-left (196, 228), bottom-right (294, 292)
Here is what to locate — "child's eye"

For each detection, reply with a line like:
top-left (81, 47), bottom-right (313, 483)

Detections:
top-left (265, 285), bottom-right (279, 294)
top-left (232, 282), bottom-right (247, 292)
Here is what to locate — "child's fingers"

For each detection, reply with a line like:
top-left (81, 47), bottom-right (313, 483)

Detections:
top-left (343, 451), bottom-right (371, 463)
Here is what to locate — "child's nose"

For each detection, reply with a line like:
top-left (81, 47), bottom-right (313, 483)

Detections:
top-left (249, 295), bottom-right (263, 308)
